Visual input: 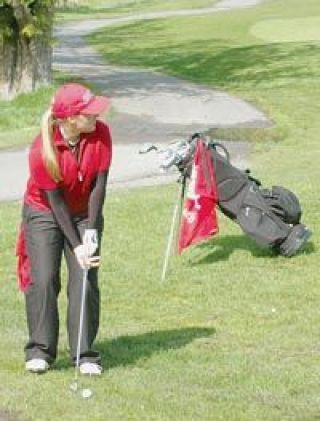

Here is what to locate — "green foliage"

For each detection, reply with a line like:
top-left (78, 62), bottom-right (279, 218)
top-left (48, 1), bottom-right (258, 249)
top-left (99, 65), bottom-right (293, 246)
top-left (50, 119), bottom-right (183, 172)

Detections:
top-left (21, 22), bottom-right (39, 38)
top-left (0, 3), bottom-right (15, 41)
top-left (0, 0), bottom-right (55, 42)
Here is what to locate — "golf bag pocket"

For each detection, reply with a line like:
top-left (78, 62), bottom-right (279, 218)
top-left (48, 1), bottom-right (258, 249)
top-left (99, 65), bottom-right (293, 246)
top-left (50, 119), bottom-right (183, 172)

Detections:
top-left (210, 146), bottom-right (249, 218)
top-left (260, 186), bottom-right (302, 225)
top-left (236, 183), bottom-right (290, 247)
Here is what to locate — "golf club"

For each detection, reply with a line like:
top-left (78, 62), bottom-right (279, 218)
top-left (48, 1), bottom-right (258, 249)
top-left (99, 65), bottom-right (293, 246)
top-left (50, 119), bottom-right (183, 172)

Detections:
top-left (70, 267), bottom-right (93, 399)
top-left (161, 179), bottom-right (186, 282)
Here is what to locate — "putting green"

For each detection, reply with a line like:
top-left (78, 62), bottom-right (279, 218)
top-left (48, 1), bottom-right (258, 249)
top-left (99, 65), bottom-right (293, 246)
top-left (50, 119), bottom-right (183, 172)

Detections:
top-left (250, 17), bottom-right (320, 43)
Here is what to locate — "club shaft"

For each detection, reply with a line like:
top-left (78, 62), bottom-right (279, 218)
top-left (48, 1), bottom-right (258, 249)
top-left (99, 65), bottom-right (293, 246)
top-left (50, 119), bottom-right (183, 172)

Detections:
top-left (75, 268), bottom-right (88, 371)
top-left (161, 184), bottom-right (182, 282)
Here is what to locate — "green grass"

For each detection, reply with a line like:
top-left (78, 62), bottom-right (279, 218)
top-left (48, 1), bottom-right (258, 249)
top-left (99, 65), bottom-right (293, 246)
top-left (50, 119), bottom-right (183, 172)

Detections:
top-left (0, 85), bottom-right (55, 151)
top-left (1, 0), bottom-right (320, 419)
top-left (0, 182), bottom-right (318, 420)
top-left (55, 0), bottom-right (219, 21)
top-left (251, 16), bottom-right (320, 43)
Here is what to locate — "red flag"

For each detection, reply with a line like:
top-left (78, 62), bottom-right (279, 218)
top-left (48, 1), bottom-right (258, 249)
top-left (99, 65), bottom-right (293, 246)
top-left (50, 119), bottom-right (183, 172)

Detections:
top-left (178, 140), bottom-right (218, 254)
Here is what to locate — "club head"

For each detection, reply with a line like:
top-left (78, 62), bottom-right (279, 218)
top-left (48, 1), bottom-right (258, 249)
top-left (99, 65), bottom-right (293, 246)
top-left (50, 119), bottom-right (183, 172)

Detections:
top-left (70, 381), bottom-right (78, 392)
top-left (138, 143), bottom-right (158, 154)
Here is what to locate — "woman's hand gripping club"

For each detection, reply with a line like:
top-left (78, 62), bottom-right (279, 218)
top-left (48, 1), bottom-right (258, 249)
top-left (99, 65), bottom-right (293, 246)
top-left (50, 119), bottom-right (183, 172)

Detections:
top-left (74, 229), bottom-right (100, 269)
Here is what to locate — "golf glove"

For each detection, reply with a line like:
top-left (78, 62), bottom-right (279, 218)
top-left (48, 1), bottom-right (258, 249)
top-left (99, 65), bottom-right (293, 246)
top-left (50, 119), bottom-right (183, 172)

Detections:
top-left (83, 229), bottom-right (98, 257)
top-left (74, 244), bottom-right (88, 269)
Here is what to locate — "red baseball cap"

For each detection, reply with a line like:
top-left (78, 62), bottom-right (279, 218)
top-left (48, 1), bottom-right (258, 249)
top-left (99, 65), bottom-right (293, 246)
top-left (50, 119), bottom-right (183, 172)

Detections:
top-left (51, 83), bottom-right (111, 119)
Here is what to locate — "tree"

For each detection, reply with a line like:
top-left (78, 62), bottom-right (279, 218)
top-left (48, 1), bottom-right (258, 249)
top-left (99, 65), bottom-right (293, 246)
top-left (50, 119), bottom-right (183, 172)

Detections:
top-left (0, 0), bottom-right (55, 99)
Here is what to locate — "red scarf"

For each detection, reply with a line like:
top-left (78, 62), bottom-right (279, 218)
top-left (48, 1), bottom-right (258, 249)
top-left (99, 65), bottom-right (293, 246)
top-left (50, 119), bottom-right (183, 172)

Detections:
top-left (16, 225), bottom-right (32, 292)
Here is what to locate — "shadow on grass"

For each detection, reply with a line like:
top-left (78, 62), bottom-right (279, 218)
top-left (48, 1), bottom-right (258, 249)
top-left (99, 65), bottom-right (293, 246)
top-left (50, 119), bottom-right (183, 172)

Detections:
top-left (98, 327), bottom-right (216, 370)
top-left (189, 234), bottom-right (315, 265)
top-left (55, 327), bottom-right (215, 370)
top-left (0, 409), bottom-right (21, 421)
top-left (191, 234), bottom-right (276, 265)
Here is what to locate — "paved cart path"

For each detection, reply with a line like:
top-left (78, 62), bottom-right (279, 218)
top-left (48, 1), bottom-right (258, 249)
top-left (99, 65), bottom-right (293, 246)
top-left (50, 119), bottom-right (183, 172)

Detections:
top-left (54, 0), bottom-right (268, 142)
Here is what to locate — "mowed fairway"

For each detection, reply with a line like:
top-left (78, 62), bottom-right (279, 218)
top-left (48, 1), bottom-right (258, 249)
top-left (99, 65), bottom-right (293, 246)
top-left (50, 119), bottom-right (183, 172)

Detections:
top-left (1, 0), bottom-right (319, 419)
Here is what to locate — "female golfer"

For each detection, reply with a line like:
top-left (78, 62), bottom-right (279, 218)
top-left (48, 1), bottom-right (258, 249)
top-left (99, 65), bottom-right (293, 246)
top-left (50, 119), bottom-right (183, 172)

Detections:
top-left (16, 83), bottom-right (112, 375)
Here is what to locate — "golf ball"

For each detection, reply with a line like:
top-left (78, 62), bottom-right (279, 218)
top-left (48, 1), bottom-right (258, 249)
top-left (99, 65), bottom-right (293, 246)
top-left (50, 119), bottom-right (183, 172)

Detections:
top-left (81, 388), bottom-right (93, 399)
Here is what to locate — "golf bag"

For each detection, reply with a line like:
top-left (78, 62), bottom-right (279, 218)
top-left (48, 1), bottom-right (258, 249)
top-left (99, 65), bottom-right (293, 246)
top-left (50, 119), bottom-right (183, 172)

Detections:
top-left (207, 142), bottom-right (311, 256)
top-left (172, 134), bottom-right (311, 256)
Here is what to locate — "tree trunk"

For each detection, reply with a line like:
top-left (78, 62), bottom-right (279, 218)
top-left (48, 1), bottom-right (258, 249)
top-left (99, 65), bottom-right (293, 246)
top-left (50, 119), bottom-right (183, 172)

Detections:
top-left (0, 2), bottom-right (53, 100)
top-left (0, 35), bottom-right (52, 100)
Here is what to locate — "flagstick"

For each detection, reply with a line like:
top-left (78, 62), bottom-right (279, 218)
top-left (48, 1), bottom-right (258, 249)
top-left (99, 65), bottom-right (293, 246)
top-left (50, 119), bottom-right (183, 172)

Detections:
top-left (161, 180), bottom-right (185, 282)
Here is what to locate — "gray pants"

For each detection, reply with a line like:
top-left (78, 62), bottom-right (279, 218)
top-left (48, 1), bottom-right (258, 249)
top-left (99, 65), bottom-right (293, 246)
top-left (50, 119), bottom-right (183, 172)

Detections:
top-left (22, 204), bottom-right (103, 365)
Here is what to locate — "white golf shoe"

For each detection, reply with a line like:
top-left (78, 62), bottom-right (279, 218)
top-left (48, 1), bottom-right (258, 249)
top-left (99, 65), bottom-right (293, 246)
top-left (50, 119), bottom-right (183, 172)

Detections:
top-left (25, 358), bottom-right (49, 373)
top-left (79, 362), bottom-right (103, 376)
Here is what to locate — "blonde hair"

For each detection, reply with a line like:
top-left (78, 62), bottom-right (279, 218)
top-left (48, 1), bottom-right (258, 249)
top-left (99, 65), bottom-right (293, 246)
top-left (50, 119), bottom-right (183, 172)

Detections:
top-left (41, 108), bottom-right (63, 182)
